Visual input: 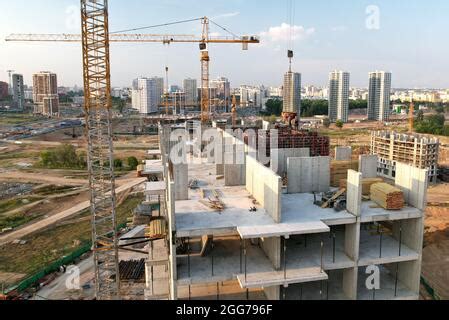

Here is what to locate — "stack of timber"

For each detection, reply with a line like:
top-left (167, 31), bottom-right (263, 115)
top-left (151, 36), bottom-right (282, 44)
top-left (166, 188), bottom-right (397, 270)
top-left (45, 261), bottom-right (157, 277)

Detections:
top-left (339, 178), bottom-right (384, 196)
top-left (370, 183), bottom-right (405, 210)
top-left (331, 160), bottom-right (359, 187)
top-left (145, 218), bottom-right (167, 239)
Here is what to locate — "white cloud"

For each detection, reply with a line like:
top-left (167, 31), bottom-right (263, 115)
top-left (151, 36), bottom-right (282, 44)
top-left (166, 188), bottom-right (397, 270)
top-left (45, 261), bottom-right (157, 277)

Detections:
top-left (260, 23), bottom-right (315, 42)
top-left (212, 12), bottom-right (240, 19)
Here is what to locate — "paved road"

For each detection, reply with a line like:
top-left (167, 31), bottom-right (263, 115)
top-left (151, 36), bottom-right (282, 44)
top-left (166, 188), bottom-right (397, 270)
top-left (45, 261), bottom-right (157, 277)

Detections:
top-left (0, 178), bottom-right (146, 247)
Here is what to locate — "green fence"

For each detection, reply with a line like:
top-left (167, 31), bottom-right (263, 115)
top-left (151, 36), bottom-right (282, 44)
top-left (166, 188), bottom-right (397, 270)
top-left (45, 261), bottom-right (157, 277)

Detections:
top-left (5, 221), bottom-right (134, 295)
top-left (421, 276), bottom-right (441, 300)
top-left (6, 243), bottom-right (92, 294)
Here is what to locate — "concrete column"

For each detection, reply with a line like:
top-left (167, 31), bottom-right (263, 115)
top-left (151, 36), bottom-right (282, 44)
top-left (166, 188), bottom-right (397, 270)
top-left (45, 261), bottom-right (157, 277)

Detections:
top-left (342, 267), bottom-right (358, 300)
top-left (173, 163), bottom-right (188, 201)
top-left (346, 170), bottom-right (362, 217)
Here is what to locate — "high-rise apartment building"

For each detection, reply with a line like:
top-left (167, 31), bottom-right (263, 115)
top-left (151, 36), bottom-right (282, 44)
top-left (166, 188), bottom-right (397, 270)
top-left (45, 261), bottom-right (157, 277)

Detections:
top-left (33, 71), bottom-right (59, 116)
top-left (0, 81), bottom-right (8, 100)
top-left (283, 71), bottom-right (301, 117)
top-left (12, 74), bottom-right (25, 110)
top-left (368, 71), bottom-right (392, 121)
top-left (328, 71), bottom-right (350, 123)
top-left (240, 85), bottom-right (263, 108)
top-left (183, 78), bottom-right (198, 106)
top-left (132, 77), bottom-right (161, 114)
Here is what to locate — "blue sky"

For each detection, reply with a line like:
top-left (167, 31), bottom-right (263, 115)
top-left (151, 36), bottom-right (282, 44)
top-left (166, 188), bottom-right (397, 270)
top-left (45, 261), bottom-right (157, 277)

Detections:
top-left (1, 0), bottom-right (448, 89)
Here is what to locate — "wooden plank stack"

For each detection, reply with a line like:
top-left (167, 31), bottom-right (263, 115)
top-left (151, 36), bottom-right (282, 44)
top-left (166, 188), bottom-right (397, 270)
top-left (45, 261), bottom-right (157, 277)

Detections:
top-left (339, 178), bottom-right (384, 196)
top-left (370, 183), bottom-right (405, 210)
top-left (330, 160), bottom-right (359, 187)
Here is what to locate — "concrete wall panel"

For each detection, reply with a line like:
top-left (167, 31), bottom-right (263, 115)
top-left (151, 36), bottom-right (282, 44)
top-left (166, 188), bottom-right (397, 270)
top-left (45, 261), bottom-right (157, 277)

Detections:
top-left (346, 170), bottom-right (362, 217)
top-left (271, 148), bottom-right (310, 175)
top-left (286, 156), bottom-right (330, 194)
top-left (395, 163), bottom-right (429, 210)
top-left (246, 155), bottom-right (282, 223)
top-left (359, 155), bottom-right (378, 178)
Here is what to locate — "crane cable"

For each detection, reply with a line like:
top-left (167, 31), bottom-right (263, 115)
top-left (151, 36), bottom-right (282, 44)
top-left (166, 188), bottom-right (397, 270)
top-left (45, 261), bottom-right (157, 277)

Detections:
top-left (111, 17), bottom-right (202, 34)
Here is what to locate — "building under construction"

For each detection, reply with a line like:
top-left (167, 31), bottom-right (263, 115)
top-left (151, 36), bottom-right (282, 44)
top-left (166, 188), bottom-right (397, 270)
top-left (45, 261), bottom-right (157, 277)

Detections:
top-left (371, 131), bottom-right (440, 183)
top-left (140, 124), bottom-right (428, 300)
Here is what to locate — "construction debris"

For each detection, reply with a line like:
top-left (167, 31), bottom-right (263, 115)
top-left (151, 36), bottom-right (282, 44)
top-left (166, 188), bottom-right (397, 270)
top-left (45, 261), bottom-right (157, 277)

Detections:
top-left (370, 183), bottom-right (405, 210)
top-left (188, 179), bottom-right (199, 189)
top-left (199, 189), bottom-right (225, 211)
top-left (339, 177), bottom-right (384, 196)
top-left (320, 189), bottom-right (346, 209)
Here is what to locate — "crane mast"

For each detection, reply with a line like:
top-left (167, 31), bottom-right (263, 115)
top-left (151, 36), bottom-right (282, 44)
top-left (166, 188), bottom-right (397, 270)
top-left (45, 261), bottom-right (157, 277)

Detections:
top-left (200, 17), bottom-right (210, 123)
top-left (81, 0), bottom-right (120, 300)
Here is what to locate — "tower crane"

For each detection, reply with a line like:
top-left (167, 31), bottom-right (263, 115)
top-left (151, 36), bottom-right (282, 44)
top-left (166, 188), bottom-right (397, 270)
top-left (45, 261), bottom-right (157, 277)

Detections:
top-left (5, 2), bottom-right (259, 300)
top-left (6, 17), bottom-right (259, 123)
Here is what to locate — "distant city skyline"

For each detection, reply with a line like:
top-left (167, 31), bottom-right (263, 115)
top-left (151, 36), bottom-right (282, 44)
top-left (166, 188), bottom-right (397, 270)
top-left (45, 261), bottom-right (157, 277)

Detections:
top-left (1, 0), bottom-right (449, 88)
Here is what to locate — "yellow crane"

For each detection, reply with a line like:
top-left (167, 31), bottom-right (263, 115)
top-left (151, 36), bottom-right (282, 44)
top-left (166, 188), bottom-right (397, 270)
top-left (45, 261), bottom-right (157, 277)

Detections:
top-left (409, 98), bottom-right (415, 133)
top-left (7, 17), bottom-right (259, 123)
top-left (5, 4), bottom-right (258, 300)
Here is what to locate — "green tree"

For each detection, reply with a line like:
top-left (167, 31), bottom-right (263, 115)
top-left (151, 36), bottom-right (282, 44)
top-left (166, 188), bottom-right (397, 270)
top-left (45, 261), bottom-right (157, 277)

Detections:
top-left (335, 120), bottom-right (344, 130)
top-left (127, 156), bottom-right (139, 170)
top-left (263, 99), bottom-right (283, 116)
top-left (114, 159), bottom-right (123, 169)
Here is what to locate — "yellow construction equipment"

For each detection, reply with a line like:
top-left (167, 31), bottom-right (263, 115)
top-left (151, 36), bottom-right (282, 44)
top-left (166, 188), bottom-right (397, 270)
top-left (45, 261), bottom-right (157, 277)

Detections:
top-left (409, 99), bottom-right (415, 133)
top-left (6, 17), bottom-right (259, 123)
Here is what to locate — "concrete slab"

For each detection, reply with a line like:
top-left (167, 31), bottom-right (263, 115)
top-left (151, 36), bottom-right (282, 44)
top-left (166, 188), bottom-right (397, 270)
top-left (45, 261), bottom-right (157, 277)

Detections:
top-left (286, 233), bottom-right (356, 271)
top-left (281, 193), bottom-right (357, 226)
top-left (358, 229), bottom-right (419, 267)
top-left (144, 182), bottom-right (166, 196)
top-left (177, 238), bottom-right (270, 285)
top-left (237, 268), bottom-right (328, 289)
top-left (237, 221), bottom-right (329, 239)
top-left (356, 265), bottom-right (418, 300)
top-left (175, 186), bottom-right (275, 238)
top-left (142, 159), bottom-right (164, 175)
top-left (359, 201), bottom-right (423, 223)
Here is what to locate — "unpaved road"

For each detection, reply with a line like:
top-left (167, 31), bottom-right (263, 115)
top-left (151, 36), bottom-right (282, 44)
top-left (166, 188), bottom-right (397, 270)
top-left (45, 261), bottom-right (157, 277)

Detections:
top-left (0, 178), bottom-right (146, 247)
top-left (0, 171), bottom-right (87, 186)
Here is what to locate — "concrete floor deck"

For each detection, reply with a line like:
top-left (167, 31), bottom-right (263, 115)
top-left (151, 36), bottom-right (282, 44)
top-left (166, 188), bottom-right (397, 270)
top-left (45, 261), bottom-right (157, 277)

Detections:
top-left (285, 268), bottom-right (349, 300)
top-left (358, 229), bottom-right (419, 266)
top-left (176, 186), bottom-right (275, 237)
top-left (360, 201), bottom-right (422, 223)
top-left (357, 265), bottom-right (418, 300)
top-left (282, 193), bottom-right (357, 226)
top-left (286, 233), bottom-right (356, 271)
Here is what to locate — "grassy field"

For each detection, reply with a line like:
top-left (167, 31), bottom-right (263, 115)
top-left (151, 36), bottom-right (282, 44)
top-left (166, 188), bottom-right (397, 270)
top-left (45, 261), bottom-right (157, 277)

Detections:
top-left (0, 113), bottom-right (42, 126)
top-left (0, 194), bottom-right (143, 286)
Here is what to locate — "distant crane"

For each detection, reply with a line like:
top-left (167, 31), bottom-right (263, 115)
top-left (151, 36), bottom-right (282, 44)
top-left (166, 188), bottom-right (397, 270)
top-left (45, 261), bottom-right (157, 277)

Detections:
top-left (409, 98), bottom-right (415, 133)
top-left (5, 5), bottom-right (258, 300)
top-left (6, 18), bottom-right (259, 123)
